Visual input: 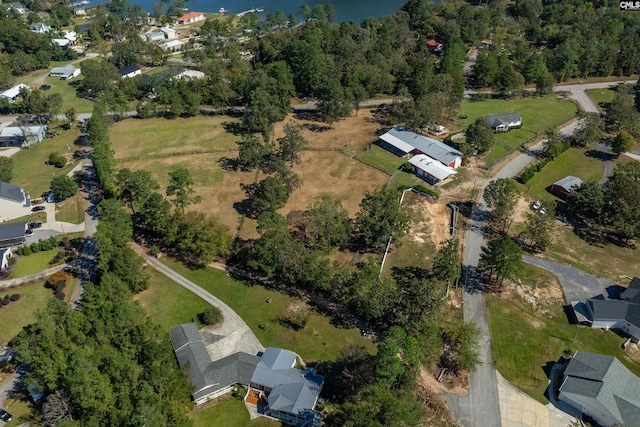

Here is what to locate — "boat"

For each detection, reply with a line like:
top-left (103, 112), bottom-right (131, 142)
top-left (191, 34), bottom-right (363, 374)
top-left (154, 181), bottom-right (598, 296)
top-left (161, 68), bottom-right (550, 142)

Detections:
top-left (219, 7), bottom-right (228, 15)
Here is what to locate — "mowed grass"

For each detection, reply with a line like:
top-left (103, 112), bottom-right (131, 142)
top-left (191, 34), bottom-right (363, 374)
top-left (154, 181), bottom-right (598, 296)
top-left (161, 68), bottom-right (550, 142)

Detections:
top-left (0, 282), bottom-right (51, 344)
top-left (55, 192), bottom-right (85, 224)
top-left (516, 148), bottom-right (604, 203)
top-left (109, 116), bottom-right (241, 159)
top-left (191, 396), bottom-right (279, 427)
top-left (487, 292), bottom-right (640, 404)
top-left (2, 397), bottom-right (41, 427)
top-left (10, 250), bottom-right (61, 278)
top-left (11, 128), bottom-right (82, 196)
top-left (544, 223), bottom-right (639, 283)
top-left (357, 144), bottom-right (405, 174)
top-left (160, 258), bottom-right (376, 362)
top-left (457, 95), bottom-right (578, 166)
top-left (39, 76), bottom-right (94, 113)
top-left (135, 268), bottom-right (210, 333)
top-left (586, 88), bottom-right (616, 110)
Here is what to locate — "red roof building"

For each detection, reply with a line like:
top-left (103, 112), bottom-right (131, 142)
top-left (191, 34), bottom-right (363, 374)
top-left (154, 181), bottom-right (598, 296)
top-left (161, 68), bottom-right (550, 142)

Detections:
top-left (177, 11), bottom-right (204, 24)
top-left (426, 39), bottom-right (443, 51)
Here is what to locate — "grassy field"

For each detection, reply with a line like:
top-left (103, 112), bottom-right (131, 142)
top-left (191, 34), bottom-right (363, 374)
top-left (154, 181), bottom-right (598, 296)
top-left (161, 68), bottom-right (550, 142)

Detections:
top-left (516, 148), bottom-right (605, 203)
top-left (10, 250), bottom-right (60, 278)
top-left (56, 192), bottom-right (85, 224)
top-left (0, 282), bottom-right (51, 344)
top-left (191, 396), bottom-right (279, 427)
top-left (160, 258), bottom-right (376, 362)
top-left (386, 170), bottom-right (425, 191)
top-left (357, 144), bottom-right (405, 174)
top-left (135, 268), bottom-right (210, 333)
top-left (38, 76), bottom-right (94, 113)
top-left (2, 397), bottom-right (40, 427)
top-left (457, 95), bottom-right (578, 167)
top-left (586, 88), bottom-right (616, 110)
top-left (11, 128), bottom-right (82, 197)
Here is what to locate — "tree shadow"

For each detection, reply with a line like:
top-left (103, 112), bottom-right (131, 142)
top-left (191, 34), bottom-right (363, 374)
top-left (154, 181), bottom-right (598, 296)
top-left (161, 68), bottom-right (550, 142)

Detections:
top-left (218, 156), bottom-right (241, 171)
top-left (585, 149), bottom-right (615, 162)
top-left (222, 121), bottom-right (244, 135)
top-left (293, 110), bottom-right (323, 122)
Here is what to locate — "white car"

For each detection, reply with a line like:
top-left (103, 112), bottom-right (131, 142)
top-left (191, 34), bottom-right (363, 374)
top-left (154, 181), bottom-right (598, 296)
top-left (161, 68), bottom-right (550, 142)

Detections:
top-left (539, 207), bottom-right (547, 215)
top-left (532, 200), bottom-right (541, 210)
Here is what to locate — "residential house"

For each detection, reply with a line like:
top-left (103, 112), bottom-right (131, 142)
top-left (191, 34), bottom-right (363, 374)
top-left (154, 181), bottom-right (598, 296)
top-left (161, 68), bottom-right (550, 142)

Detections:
top-left (550, 176), bottom-right (583, 200)
top-left (160, 40), bottom-right (184, 52)
top-left (2, 2), bottom-right (26, 14)
top-left (160, 26), bottom-right (177, 39)
top-left (52, 38), bottom-right (71, 48)
top-left (176, 11), bottom-right (204, 24)
top-left (49, 65), bottom-right (81, 80)
top-left (0, 84), bottom-right (30, 103)
top-left (173, 68), bottom-right (204, 79)
top-left (170, 323), bottom-right (324, 426)
top-left (426, 39), bottom-right (443, 52)
top-left (0, 125), bottom-right (47, 146)
top-left (0, 221), bottom-right (28, 248)
top-left (408, 154), bottom-right (457, 185)
top-left (73, 6), bottom-right (86, 15)
top-left (29, 22), bottom-right (51, 34)
top-left (119, 65), bottom-right (142, 79)
top-left (0, 182), bottom-right (31, 221)
top-left (143, 31), bottom-right (165, 42)
top-left (558, 351), bottom-right (640, 426)
top-left (63, 30), bottom-right (78, 44)
top-left (484, 112), bottom-right (522, 132)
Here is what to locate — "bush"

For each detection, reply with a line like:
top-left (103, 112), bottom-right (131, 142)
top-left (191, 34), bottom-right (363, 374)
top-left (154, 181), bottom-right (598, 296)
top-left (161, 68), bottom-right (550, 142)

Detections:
top-left (401, 162), bottom-right (415, 173)
top-left (10, 294), bottom-right (20, 301)
top-left (149, 246), bottom-right (160, 258)
top-left (519, 158), bottom-right (552, 184)
top-left (48, 152), bottom-right (66, 168)
top-left (2, 297), bottom-right (9, 305)
top-left (30, 242), bottom-right (41, 253)
top-left (54, 283), bottom-right (66, 294)
top-left (199, 306), bottom-right (223, 325)
top-left (55, 292), bottom-right (65, 300)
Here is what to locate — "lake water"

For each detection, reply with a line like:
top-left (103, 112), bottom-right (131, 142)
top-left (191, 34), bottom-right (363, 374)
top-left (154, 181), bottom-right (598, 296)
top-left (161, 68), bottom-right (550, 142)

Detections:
top-left (131, 0), bottom-right (408, 24)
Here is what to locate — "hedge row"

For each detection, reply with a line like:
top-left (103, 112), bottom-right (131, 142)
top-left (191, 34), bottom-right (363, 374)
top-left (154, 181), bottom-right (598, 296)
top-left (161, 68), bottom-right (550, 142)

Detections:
top-left (519, 158), bottom-right (551, 184)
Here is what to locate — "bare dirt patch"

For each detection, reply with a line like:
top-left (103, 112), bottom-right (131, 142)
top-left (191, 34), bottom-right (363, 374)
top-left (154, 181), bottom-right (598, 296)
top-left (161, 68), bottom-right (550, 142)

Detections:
top-left (513, 197), bottom-right (531, 224)
top-left (502, 280), bottom-right (564, 317)
top-left (419, 365), bottom-right (467, 396)
top-left (408, 197), bottom-right (451, 249)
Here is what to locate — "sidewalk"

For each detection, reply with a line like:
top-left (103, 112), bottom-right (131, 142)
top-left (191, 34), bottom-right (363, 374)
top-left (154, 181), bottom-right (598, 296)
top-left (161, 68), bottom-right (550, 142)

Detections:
top-left (0, 264), bottom-right (66, 289)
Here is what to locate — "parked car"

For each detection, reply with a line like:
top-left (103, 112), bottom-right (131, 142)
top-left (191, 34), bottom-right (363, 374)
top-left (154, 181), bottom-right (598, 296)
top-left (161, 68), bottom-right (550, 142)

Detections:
top-left (539, 207), bottom-right (547, 215)
top-left (47, 192), bottom-right (55, 203)
top-left (25, 229), bottom-right (33, 236)
top-left (40, 84), bottom-right (51, 91)
top-left (31, 205), bottom-right (46, 212)
top-left (0, 409), bottom-right (12, 422)
top-left (29, 222), bottom-right (42, 229)
top-left (532, 200), bottom-right (541, 210)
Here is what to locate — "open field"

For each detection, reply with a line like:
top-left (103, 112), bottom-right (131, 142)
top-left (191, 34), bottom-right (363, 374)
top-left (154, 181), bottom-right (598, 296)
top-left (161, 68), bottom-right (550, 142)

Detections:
top-left (191, 396), bottom-right (278, 427)
top-left (457, 95), bottom-right (578, 166)
top-left (586, 88), bottom-right (616, 110)
top-left (55, 192), bottom-right (85, 224)
top-left (357, 144), bottom-right (405, 174)
top-left (516, 148), bottom-right (604, 203)
top-left (160, 258), bottom-right (376, 362)
top-left (487, 273), bottom-right (640, 404)
top-left (10, 250), bottom-right (60, 278)
top-left (38, 76), bottom-right (94, 113)
top-left (109, 116), bottom-right (241, 159)
top-left (135, 268), bottom-right (210, 332)
top-left (12, 128), bottom-right (82, 197)
top-left (0, 282), bottom-right (51, 344)
top-left (386, 170), bottom-right (426, 191)
top-left (2, 397), bottom-right (40, 427)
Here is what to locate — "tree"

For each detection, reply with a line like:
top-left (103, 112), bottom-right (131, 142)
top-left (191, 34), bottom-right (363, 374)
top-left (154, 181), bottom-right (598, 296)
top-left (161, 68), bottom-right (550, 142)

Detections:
top-left (519, 207), bottom-right (554, 252)
top-left (566, 181), bottom-right (605, 223)
top-left (79, 59), bottom-right (120, 96)
top-left (478, 236), bottom-right (522, 287)
top-left (277, 122), bottom-right (308, 166)
top-left (472, 51), bottom-right (499, 86)
top-left (116, 168), bottom-right (159, 216)
top-left (42, 390), bottom-right (73, 426)
top-left (302, 195), bottom-right (351, 250)
top-left (48, 152), bottom-right (66, 168)
top-left (432, 238), bottom-right (461, 285)
top-left (50, 176), bottom-right (78, 201)
top-left (603, 162), bottom-right (640, 241)
top-left (249, 175), bottom-right (290, 213)
top-left (608, 87), bottom-right (640, 137)
top-left (465, 117), bottom-right (495, 154)
top-left (65, 107), bottom-right (77, 128)
top-left (139, 192), bottom-right (173, 237)
top-left (166, 167), bottom-right (201, 215)
top-left (542, 132), bottom-right (567, 159)
top-left (316, 78), bottom-right (352, 128)
top-left (0, 157), bottom-right (13, 182)
top-left (174, 212), bottom-right (232, 264)
top-left (200, 306), bottom-right (222, 325)
top-left (440, 320), bottom-right (481, 373)
top-left (573, 112), bottom-right (603, 147)
top-left (237, 134), bottom-right (266, 171)
top-left (356, 189), bottom-right (411, 251)
top-left (612, 131), bottom-right (635, 157)
top-left (87, 103), bottom-right (110, 144)
top-left (483, 178), bottom-right (519, 233)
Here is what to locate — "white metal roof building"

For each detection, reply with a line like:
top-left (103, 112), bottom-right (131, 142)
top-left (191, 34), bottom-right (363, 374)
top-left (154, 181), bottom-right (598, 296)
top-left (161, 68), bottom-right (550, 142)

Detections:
top-left (0, 84), bottom-right (30, 103)
top-left (409, 154), bottom-right (457, 184)
top-left (379, 126), bottom-right (463, 169)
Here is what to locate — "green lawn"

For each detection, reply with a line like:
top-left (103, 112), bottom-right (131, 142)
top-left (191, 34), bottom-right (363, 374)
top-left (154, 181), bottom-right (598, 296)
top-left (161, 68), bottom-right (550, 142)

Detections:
top-left (160, 258), bottom-right (376, 362)
top-left (357, 144), bottom-right (406, 174)
top-left (11, 128), bottom-right (82, 197)
top-left (457, 95), bottom-right (578, 167)
top-left (10, 250), bottom-right (61, 278)
top-left (39, 76), bottom-right (95, 113)
top-left (386, 170), bottom-right (425, 191)
top-left (136, 268), bottom-right (210, 333)
top-left (191, 396), bottom-right (279, 427)
top-left (586, 88), bottom-right (616, 110)
top-left (516, 148), bottom-right (604, 203)
top-left (56, 192), bottom-right (85, 224)
top-left (487, 291), bottom-right (640, 404)
top-left (2, 397), bottom-right (41, 427)
top-left (109, 116), bottom-right (241, 160)
top-left (0, 282), bottom-right (51, 344)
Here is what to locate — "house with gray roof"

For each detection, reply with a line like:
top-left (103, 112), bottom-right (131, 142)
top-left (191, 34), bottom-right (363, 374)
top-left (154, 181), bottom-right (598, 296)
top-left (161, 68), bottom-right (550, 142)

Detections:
top-left (0, 221), bottom-right (28, 248)
top-left (559, 351), bottom-right (640, 426)
top-left (170, 324), bottom-right (324, 426)
top-left (484, 112), bottom-right (522, 132)
top-left (0, 125), bottom-right (47, 146)
top-left (551, 175), bottom-right (583, 200)
top-left (29, 22), bottom-right (51, 34)
top-left (0, 182), bottom-right (30, 222)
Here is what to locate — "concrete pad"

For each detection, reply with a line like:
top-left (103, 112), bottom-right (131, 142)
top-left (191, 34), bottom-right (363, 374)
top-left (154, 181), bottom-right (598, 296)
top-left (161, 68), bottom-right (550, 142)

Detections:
top-left (0, 147), bottom-right (20, 158)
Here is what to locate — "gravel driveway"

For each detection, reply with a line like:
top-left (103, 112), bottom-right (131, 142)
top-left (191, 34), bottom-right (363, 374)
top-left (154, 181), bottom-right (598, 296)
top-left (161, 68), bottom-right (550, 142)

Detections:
top-left (523, 256), bottom-right (614, 303)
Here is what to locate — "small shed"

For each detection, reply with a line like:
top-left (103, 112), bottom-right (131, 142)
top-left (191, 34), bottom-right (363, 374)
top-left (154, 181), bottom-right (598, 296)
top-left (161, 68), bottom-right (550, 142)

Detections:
top-left (550, 176), bottom-right (583, 200)
top-left (484, 113), bottom-right (522, 132)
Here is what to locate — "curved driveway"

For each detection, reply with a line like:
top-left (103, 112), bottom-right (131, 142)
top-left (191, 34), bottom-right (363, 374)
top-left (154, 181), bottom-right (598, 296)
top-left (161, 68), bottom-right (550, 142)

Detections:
top-left (131, 244), bottom-right (264, 361)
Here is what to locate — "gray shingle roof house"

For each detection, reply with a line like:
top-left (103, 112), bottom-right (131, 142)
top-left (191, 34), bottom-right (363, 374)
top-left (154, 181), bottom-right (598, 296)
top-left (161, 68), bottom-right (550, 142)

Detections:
top-left (583, 277), bottom-right (640, 341)
top-left (484, 112), bottom-right (522, 132)
top-left (551, 175), bottom-right (583, 200)
top-left (118, 65), bottom-right (142, 79)
top-left (0, 125), bottom-right (47, 146)
top-left (170, 324), bottom-right (324, 426)
top-left (559, 351), bottom-right (640, 426)
top-left (0, 221), bottom-right (28, 248)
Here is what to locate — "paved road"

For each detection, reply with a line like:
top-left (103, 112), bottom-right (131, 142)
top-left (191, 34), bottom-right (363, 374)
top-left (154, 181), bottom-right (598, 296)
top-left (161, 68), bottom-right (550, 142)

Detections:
top-left (131, 244), bottom-right (264, 360)
top-left (522, 256), bottom-right (614, 303)
top-left (0, 365), bottom-right (27, 425)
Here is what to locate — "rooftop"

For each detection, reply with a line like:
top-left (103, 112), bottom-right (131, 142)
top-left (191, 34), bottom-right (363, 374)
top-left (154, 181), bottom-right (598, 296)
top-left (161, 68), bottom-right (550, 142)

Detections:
top-left (0, 221), bottom-right (28, 241)
top-left (408, 154), bottom-right (457, 181)
top-left (0, 182), bottom-right (25, 203)
top-left (177, 11), bottom-right (203, 21)
top-left (119, 65), bottom-right (141, 76)
top-left (553, 175), bottom-right (583, 192)
top-left (0, 84), bottom-right (30, 99)
top-left (381, 127), bottom-right (462, 165)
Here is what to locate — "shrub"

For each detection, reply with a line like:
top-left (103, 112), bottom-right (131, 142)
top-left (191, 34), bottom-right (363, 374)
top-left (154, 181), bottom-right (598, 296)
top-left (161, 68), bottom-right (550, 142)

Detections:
top-left (2, 297), bottom-right (10, 305)
top-left (48, 152), bottom-right (66, 168)
top-left (199, 306), bottom-right (223, 325)
top-left (54, 283), bottom-right (66, 294)
top-left (401, 162), bottom-right (415, 173)
top-left (48, 270), bottom-right (70, 289)
top-left (149, 246), bottom-right (160, 258)
top-left (30, 242), bottom-right (41, 253)
top-left (10, 294), bottom-right (20, 301)
top-left (22, 246), bottom-right (32, 256)
top-left (55, 292), bottom-right (65, 300)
